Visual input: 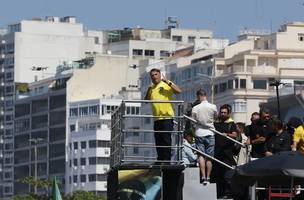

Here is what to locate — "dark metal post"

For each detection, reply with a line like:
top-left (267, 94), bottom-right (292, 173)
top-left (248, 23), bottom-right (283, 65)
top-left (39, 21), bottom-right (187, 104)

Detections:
top-left (275, 84), bottom-right (281, 120)
top-left (270, 80), bottom-right (283, 120)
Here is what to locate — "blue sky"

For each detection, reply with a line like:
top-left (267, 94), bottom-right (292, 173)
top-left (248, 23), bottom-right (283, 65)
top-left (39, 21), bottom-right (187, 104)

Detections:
top-left (0, 0), bottom-right (303, 41)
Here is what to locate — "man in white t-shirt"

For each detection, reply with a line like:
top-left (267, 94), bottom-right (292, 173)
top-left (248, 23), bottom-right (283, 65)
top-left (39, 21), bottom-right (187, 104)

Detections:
top-left (191, 89), bottom-right (217, 185)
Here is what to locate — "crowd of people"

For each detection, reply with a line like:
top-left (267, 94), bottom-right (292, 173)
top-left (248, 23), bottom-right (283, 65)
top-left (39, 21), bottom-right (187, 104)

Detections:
top-left (183, 89), bottom-right (304, 199)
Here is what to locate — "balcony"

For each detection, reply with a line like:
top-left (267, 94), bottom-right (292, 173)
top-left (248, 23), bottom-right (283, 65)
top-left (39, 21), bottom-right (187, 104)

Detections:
top-left (247, 65), bottom-right (276, 75)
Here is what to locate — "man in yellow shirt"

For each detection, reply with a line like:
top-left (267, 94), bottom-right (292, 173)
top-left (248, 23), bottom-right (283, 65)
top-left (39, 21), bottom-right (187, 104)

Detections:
top-left (145, 68), bottom-right (182, 162)
top-left (292, 124), bottom-right (304, 154)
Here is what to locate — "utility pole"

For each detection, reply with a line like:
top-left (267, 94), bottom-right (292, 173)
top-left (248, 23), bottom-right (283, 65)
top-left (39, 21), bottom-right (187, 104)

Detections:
top-left (29, 138), bottom-right (43, 194)
top-left (269, 80), bottom-right (284, 120)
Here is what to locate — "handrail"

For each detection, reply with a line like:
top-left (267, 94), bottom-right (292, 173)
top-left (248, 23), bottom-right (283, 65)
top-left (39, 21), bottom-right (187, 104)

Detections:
top-left (183, 115), bottom-right (245, 147)
top-left (184, 143), bottom-right (234, 170)
top-left (110, 99), bottom-right (184, 168)
top-left (123, 99), bottom-right (184, 103)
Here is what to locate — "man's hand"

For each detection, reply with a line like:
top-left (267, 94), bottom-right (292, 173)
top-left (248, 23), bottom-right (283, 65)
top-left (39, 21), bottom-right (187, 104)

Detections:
top-left (161, 73), bottom-right (167, 83)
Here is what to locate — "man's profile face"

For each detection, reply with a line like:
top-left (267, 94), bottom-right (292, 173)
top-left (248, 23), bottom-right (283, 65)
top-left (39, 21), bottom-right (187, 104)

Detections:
top-left (150, 70), bottom-right (161, 84)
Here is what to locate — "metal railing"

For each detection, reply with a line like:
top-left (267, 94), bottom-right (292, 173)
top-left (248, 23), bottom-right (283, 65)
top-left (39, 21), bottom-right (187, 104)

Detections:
top-left (110, 100), bottom-right (184, 169)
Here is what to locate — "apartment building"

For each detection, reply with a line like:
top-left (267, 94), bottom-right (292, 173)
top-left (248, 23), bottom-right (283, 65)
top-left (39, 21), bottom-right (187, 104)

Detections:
top-left (104, 27), bottom-right (213, 66)
top-left (66, 98), bottom-right (141, 197)
top-left (14, 78), bottom-right (66, 195)
top-left (210, 23), bottom-right (304, 123)
top-left (0, 16), bottom-right (104, 198)
top-left (166, 23), bottom-right (304, 124)
top-left (12, 54), bottom-right (141, 197)
top-left (140, 22), bottom-right (304, 124)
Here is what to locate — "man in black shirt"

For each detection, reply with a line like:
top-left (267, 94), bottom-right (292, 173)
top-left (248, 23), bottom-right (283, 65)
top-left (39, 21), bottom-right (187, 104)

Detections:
top-left (245, 112), bottom-right (266, 158)
top-left (213, 104), bottom-right (237, 199)
top-left (265, 119), bottom-right (291, 156)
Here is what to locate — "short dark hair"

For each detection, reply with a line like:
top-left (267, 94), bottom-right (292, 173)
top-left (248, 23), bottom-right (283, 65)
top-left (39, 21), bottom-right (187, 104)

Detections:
top-left (149, 68), bottom-right (160, 74)
top-left (184, 128), bottom-right (195, 138)
top-left (236, 122), bottom-right (245, 131)
top-left (260, 108), bottom-right (271, 115)
top-left (220, 104), bottom-right (232, 114)
top-left (196, 89), bottom-right (207, 97)
top-left (272, 118), bottom-right (284, 130)
top-left (251, 112), bottom-right (260, 117)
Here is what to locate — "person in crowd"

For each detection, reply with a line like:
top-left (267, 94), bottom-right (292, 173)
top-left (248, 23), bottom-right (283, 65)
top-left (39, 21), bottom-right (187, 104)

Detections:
top-left (292, 119), bottom-right (304, 154)
top-left (182, 128), bottom-right (197, 166)
top-left (235, 122), bottom-right (251, 165)
top-left (232, 123), bottom-right (251, 200)
top-left (185, 91), bottom-right (203, 130)
top-left (265, 118), bottom-right (291, 156)
top-left (213, 104), bottom-right (237, 199)
top-left (191, 89), bottom-right (217, 185)
top-left (144, 68), bottom-right (182, 162)
top-left (260, 108), bottom-right (275, 141)
top-left (245, 112), bottom-right (266, 158)
top-left (287, 117), bottom-right (303, 143)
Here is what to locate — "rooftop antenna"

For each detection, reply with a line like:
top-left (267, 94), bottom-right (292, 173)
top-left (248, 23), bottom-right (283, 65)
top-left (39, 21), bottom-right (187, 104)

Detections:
top-left (165, 16), bottom-right (180, 29)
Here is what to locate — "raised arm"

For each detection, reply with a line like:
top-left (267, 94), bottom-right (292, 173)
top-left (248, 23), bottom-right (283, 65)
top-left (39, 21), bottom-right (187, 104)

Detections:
top-left (162, 74), bottom-right (182, 94)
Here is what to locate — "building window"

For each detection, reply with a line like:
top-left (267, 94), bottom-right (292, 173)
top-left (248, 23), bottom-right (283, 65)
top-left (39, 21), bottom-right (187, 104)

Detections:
top-left (240, 79), bottom-right (246, 89)
top-left (228, 80), bottom-right (233, 89)
top-left (80, 158), bottom-right (86, 166)
top-left (89, 105), bottom-right (99, 115)
top-left (94, 37), bottom-right (99, 44)
top-left (232, 101), bottom-right (247, 113)
top-left (73, 142), bottom-right (78, 150)
top-left (298, 33), bottom-right (304, 42)
top-left (89, 140), bottom-right (110, 148)
top-left (69, 108), bottom-right (78, 117)
top-left (133, 147), bottom-right (139, 154)
top-left (73, 159), bottom-right (78, 166)
top-left (73, 175), bottom-right (78, 183)
top-left (144, 50), bottom-right (155, 57)
top-left (219, 82), bottom-right (227, 93)
top-left (214, 84), bottom-right (218, 94)
top-left (89, 174), bottom-right (107, 182)
top-left (253, 80), bottom-right (267, 89)
top-left (132, 49), bottom-right (143, 56)
top-left (160, 50), bottom-right (170, 57)
top-left (80, 175), bottom-right (86, 183)
top-left (81, 141), bottom-right (86, 149)
top-left (79, 107), bottom-right (88, 116)
top-left (4, 186), bottom-right (12, 193)
top-left (235, 79), bottom-right (239, 89)
top-left (172, 35), bottom-right (182, 42)
top-left (70, 124), bottom-right (75, 132)
top-left (89, 157), bottom-right (110, 165)
top-left (188, 36), bottom-right (195, 43)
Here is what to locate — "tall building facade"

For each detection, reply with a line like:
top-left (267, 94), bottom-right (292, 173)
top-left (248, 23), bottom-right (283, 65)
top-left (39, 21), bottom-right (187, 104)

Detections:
top-left (211, 23), bottom-right (304, 123)
top-left (0, 16), bottom-right (104, 198)
top-left (153, 22), bottom-right (304, 124)
top-left (66, 98), bottom-right (141, 197)
top-left (12, 54), bottom-right (141, 197)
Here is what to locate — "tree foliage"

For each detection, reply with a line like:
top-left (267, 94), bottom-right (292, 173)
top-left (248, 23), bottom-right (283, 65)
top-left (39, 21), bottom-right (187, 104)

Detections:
top-left (64, 191), bottom-right (106, 200)
top-left (14, 177), bottom-right (106, 200)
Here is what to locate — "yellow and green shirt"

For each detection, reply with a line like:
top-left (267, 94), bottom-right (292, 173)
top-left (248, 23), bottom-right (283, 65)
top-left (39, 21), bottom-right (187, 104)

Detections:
top-left (150, 81), bottom-right (174, 120)
top-left (293, 125), bottom-right (304, 154)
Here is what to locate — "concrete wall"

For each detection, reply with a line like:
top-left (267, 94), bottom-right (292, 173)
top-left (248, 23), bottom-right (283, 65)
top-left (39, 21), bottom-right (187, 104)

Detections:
top-left (67, 55), bottom-right (138, 102)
